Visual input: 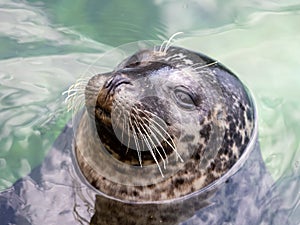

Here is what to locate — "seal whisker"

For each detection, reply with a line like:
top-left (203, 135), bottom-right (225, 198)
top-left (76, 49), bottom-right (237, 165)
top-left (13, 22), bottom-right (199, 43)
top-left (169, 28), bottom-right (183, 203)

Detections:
top-left (159, 40), bottom-right (168, 54)
top-left (66, 87), bottom-right (86, 93)
top-left (142, 136), bottom-right (165, 177)
top-left (164, 32), bottom-right (184, 53)
top-left (146, 125), bottom-right (169, 164)
top-left (130, 107), bottom-right (167, 169)
top-left (113, 98), bottom-right (134, 148)
top-left (65, 93), bottom-right (85, 112)
top-left (192, 61), bottom-right (219, 71)
top-left (122, 111), bottom-right (133, 151)
top-left (114, 98), bottom-right (133, 153)
top-left (63, 76), bottom-right (90, 112)
top-left (128, 114), bottom-right (143, 167)
top-left (65, 92), bottom-right (84, 107)
top-left (135, 108), bottom-right (183, 162)
top-left (121, 113), bottom-right (127, 147)
top-left (73, 98), bottom-right (85, 112)
top-left (143, 125), bottom-right (168, 169)
top-left (133, 120), bottom-right (165, 177)
top-left (131, 106), bottom-right (168, 165)
top-left (148, 121), bottom-right (181, 161)
top-left (63, 91), bottom-right (76, 102)
top-left (75, 77), bottom-right (90, 83)
top-left (112, 101), bottom-right (127, 152)
top-left (158, 32), bottom-right (184, 54)
top-left (125, 119), bottom-right (131, 154)
top-left (145, 112), bottom-right (183, 162)
top-left (64, 89), bottom-right (86, 100)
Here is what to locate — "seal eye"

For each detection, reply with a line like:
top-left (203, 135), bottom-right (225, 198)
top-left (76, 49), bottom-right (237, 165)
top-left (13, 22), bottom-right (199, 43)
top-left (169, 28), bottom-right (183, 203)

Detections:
top-left (174, 87), bottom-right (196, 109)
top-left (125, 55), bottom-right (141, 68)
top-left (125, 61), bottom-right (141, 68)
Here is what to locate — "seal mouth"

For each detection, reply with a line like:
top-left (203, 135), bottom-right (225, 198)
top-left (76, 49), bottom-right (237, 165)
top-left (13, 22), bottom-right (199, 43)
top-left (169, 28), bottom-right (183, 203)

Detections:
top-left (94, 102), bottom-right (113, 128)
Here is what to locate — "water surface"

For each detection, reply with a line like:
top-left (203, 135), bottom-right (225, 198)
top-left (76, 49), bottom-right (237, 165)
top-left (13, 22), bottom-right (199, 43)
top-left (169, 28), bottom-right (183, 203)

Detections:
top-left (0, 0), bottom-right (299, 224)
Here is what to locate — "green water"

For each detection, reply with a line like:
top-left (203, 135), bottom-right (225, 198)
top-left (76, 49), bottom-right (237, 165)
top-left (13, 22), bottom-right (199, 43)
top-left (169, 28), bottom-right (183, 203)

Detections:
top-left (0, 0), bottom-right (299, 223)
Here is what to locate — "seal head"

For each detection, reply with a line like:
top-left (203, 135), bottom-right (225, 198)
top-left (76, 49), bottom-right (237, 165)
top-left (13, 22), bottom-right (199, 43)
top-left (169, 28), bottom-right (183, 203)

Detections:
top-left (75, 46), bottom-right (255, 202)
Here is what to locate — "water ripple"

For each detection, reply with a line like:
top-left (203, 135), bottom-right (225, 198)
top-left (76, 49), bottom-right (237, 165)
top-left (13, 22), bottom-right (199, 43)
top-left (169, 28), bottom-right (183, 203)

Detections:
top-left (0, 53), bottom-right (102, 190)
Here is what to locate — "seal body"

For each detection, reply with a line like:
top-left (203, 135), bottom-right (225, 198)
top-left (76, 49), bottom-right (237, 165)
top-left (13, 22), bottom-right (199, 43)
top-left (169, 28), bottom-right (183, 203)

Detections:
top-left (0, 46), bottom-right (276, 225)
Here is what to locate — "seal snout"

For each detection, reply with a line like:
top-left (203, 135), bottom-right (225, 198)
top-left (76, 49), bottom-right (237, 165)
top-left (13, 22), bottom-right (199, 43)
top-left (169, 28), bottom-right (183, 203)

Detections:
top-left (91, 73), bottom-right (131, 120)
top-left (104, 73), bottom-right (131, 95)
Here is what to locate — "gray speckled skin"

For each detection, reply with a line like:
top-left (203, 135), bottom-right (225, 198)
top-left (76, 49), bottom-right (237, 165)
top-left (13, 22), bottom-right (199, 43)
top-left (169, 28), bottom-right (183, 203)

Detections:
top-left (0, 46), bottom-right (278, 225)
top-left (78, 46), bottom-right (255, 202)
top-left (90, 141), bottom-right (273, 225)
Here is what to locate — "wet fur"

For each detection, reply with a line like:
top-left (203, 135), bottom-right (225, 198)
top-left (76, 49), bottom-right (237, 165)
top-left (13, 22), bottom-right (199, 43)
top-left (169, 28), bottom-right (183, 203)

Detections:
top-left (75, 46), bottom-right (255, 202)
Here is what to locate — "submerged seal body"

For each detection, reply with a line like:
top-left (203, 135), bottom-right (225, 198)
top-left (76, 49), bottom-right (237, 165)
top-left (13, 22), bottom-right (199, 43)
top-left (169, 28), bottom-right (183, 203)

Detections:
top-left (0, 45), bottom-right (274, 225)
top-left (75, 46), bottom-right (255, 202)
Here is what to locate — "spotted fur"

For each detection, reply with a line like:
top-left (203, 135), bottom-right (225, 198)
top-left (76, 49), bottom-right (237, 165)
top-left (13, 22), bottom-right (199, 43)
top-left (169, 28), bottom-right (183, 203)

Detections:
top-left (75, 46), bottom-right (255, 203)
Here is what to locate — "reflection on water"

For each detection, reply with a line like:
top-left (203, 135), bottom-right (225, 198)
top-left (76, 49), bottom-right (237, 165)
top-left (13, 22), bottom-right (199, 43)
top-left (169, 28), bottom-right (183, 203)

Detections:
top-left (0, 0), bottom-right (299, 224)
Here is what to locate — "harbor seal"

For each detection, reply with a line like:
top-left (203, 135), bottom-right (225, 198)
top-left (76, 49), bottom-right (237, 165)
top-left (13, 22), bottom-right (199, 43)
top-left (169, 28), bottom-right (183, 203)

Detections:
top-left (75, 45), bottom-right (256, 203)
top-left (0, 43), bottom-right (273, 225)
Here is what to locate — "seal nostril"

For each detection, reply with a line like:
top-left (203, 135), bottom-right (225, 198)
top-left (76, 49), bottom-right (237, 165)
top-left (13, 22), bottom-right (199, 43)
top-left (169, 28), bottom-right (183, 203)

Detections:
top-left (104, 76), bottom-right (114, 88)
top-left (125, 61), bottom-right (141, 68)
top-left (105, 74), bottom-right (131, 94)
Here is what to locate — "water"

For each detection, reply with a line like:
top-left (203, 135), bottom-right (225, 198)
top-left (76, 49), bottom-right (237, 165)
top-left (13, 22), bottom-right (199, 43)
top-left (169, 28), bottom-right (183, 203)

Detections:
top-left (0, 0), bottom-right (299, 224)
